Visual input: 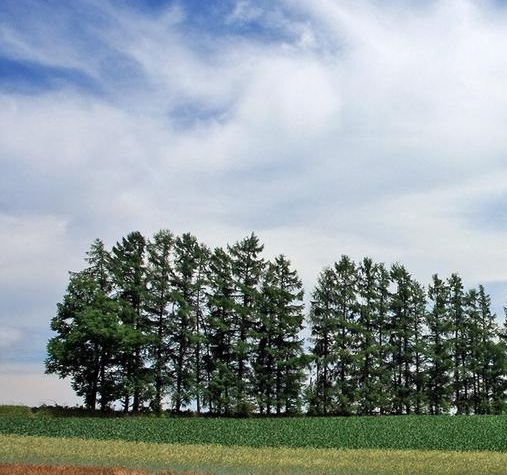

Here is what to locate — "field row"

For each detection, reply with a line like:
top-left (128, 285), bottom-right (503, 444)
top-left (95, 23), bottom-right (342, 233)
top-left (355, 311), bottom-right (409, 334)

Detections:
top-left (2, 414), bottom-right (507, 451)
top-left (3, 434), bottom-right (507, 475)
top-left (0, 465), bottom-right (170, 475)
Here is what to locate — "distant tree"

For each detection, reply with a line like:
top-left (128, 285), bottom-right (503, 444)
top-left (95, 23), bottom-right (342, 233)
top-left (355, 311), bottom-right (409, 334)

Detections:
top-left (409, 278), bottom-right (427, 414)
top-left (145, 229), bottom-right (175, 414)
top-left (447, 273), bottom-right (468, 414)
top-left (204, 247), bottom-right (236, 414)
top-left (332, 255), bottom-right (359, 415)
top-left (227, 233), bottom-right (265, 415)
top-left (169, 233), bottom-right (209, 413)
top-left (111, 231), bottom-right (150, 413)
top-left (466, 286), bottom-right (504, 414)
top-left (253, 255), bottom-right (306, 415)
top-left (356, 258), bottom-right (391, 414)
top-left (46, 239), bottom-right (124, 411)
top-left (426, 274), bottom-right (452, 414)
top-left (388, 264), bottom-right (418, 414)
top-left (307, 267), bottom-right (338, 415)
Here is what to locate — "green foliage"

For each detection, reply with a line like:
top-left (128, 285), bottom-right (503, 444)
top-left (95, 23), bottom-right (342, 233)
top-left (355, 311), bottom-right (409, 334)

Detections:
top-left (0, 406), bottom-right (33, 418)
top-left (3, 415), bottom-right (507, 452)
top-left (47, 230), bottom-right (507, 417)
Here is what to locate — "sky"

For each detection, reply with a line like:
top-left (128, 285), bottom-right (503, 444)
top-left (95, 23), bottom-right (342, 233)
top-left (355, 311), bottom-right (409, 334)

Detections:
top-left (2, 0), bottom-right (507, 407)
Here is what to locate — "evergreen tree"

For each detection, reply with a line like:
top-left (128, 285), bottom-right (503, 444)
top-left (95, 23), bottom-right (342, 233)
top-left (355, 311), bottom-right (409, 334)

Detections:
top-left (46, 240), bottom-right (124, 411)
top-left (408, 279), bottom-right (427, 414)
top-left (254, 255), bottom-right (306, 414)
top-left (169, 233), bottom-right (209, 413)
top-left (307, 267), bottom-right (338, 415)
top-left (145, 230), bottom-right (174, 414)
top-left (467, 286), bottom-right (503, 414)
top-left (388, 264), bottom-right (417, 414)
top-left (426, 274), bottom-right (452, 414)
top-left (227, 233), bottom-right (265, 415)
top-left (204, 247), bottom-right (236, 414)
top-left (356, 258), bottom-right (391, 414)
top-left (332, 255), bottom-right (359, 415)
top-left (111, 231), bottom-right (149, 413)
top-left (447, 273), bottom-right (468, 414)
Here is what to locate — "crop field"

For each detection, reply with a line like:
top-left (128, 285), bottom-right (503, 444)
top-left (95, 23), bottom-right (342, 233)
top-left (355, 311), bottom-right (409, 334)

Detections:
top-left (0, 465), bottom-right (179, 475)
top-left (2, 412), bottom-right (507, 451)
top-left (3, 408), bottom-right (507, 474)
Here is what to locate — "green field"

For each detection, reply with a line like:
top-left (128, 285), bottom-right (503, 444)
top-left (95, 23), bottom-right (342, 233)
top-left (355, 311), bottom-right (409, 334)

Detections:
top-left (3, 407), bottom-right (507, 474)
top-left (2, 411), bottom-right (507, 451)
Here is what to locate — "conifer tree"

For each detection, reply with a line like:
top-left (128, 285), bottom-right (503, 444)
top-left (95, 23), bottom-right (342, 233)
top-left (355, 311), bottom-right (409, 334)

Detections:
top-left (388, 264), bottom-right (417, 414)
top-left (332, 255), bottom-right (359, 415)
top-left (145, 229), bottom-right (174, 414)
top-left (204, 247), bottom-right (236, 414)
top-left (254, 255), bottom-right (306, 414)
top-left (447, 273), bottom-right (468, 414)
top-left (307, 267), bottom-right (338, 415)
top-left (426, 274), bottom-right (452, 414)
top-left (169, 233), bottom-right (208, 413)
top-left (227, 233), bottom-right (265, 415)
top-left (46, 239), bottom-right (123, 411)
top-left (111, 231), bottom-right (149, 413)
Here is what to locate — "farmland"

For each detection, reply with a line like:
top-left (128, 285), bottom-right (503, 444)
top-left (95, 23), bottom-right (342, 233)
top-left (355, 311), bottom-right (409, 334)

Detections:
top-left (3, 409), bottom-right (507, 474)
top-left (2, 412), bottom-right (507, 451)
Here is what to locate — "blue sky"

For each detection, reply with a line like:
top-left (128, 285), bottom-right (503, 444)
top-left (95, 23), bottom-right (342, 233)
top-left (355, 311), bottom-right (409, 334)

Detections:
top-left (2, 0), bottom-right (507, 406)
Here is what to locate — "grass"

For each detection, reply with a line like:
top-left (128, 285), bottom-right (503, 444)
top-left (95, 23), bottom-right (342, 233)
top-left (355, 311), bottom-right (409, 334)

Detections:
top-left (3, 434), bottom-right (507, 475)
top-left (0, 405), bottom-right (34, 418)
top-left (0, 465), bottom-right (215, 475)
top-left (4, 407), bottom-right (507, 474)
top-left (0, 465), bottom-right (184, 475)
top-left (2, 410), bottom-right (507, 451)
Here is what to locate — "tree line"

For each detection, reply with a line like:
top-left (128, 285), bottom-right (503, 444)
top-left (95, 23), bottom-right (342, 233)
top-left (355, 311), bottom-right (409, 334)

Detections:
top-left (46, 230), bottom-right (507, 416)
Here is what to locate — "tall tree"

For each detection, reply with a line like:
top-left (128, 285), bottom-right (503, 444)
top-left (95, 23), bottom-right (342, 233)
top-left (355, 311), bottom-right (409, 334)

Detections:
top-left (356, 258), bottom-right (392, 414)
top-left (46, 240), bottom-right (123, 411)
top-left (227, 233), bottom-right (265, 415)
top-left (332, 255), bottom-right (359, 415)
top-left (426, 274), bottom-right (452, 414)
top-left (447, 273), bottom-right (468, 414)
top-left (467, 286), bottom-right (504, 414)
top-left (204, 247), bottom-right (236, 414)
top-left (254, 255), bottom-right (306, 415)
top-left (307, 267), bottom-right (338, 415)
top-left (145, 229), bottom-right (174, 414)
top-left (111, 231), bottom-right (149, 413)
top-left (388, 264), bottom-right (417, 414)
top-left (169, 233), bottom-right (209, 413)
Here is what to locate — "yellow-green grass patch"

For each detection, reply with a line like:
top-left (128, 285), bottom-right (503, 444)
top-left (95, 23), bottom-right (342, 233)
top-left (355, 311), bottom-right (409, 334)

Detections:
top-left (2, 434), bottom-right (507, 475)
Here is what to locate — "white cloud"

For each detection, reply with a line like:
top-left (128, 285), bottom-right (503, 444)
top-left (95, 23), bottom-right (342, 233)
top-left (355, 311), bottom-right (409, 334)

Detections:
top-left (227, 1), bottom-right (264, 24)
top-left (3, 0), bottom-right (507, 404)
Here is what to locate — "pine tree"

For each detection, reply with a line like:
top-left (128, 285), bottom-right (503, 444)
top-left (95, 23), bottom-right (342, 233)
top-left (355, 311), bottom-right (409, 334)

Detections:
top-left (356, 258), bottom-right (392, 414)
top-left (388, 264), bottom-right (417, 414)
top-left (447, 273), bottom-right (468, 414)
top-left (46, 240), bottom-right (123, 411)
top-left (467, 286), bottom-right (502, 414)
top-left (426, 274), bottom-right (452, 414)
top-left (408, 279), bottom-right (427, 414)
top-left (204, 247), bottom-right (236, 414)
top-left (254, 255), bottom-right (306, 415)
top-left (307, 267), bottom-right (338, 415)
top-left (332, 255), bottom-right (359, 415)
top-left (227, 233), bottom-right (265, 415)
top-left (111, 231), bottom-right (149, 413)
top-left (169, 233), bottom-right (209, 413)
top-left (145, 230), bottom-right (174, 414)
